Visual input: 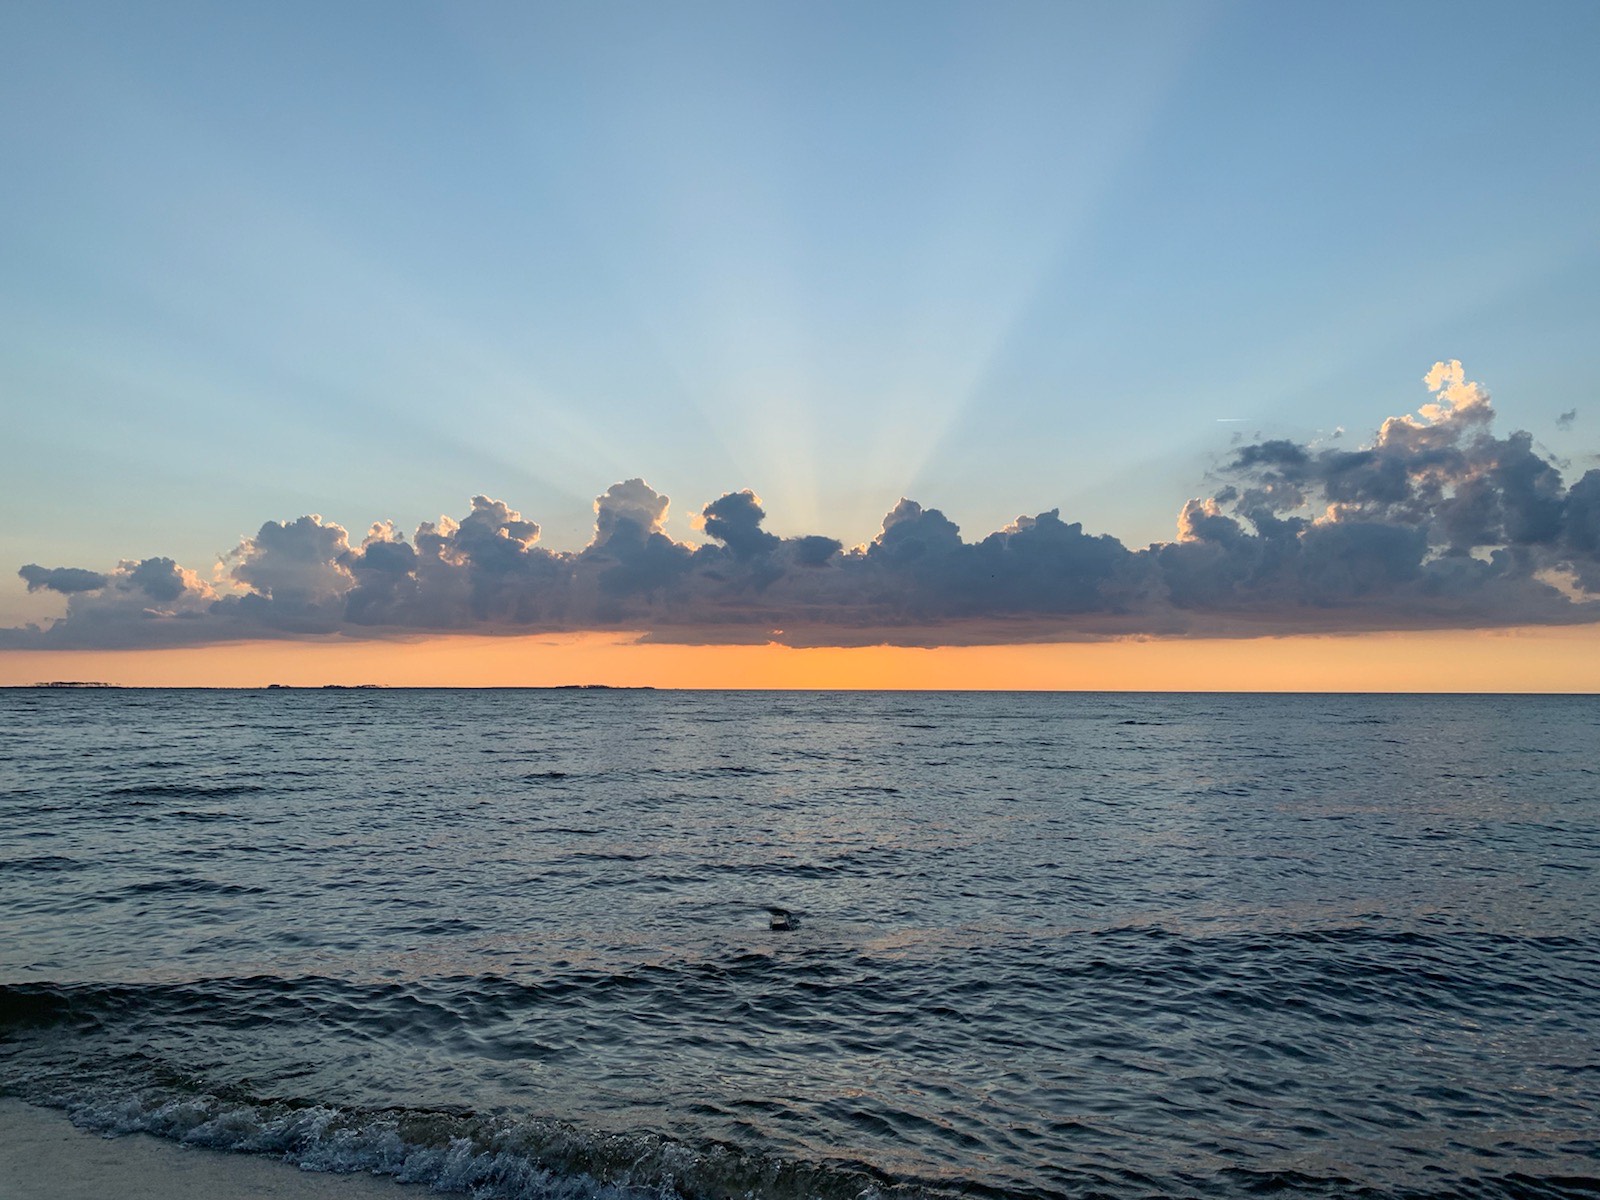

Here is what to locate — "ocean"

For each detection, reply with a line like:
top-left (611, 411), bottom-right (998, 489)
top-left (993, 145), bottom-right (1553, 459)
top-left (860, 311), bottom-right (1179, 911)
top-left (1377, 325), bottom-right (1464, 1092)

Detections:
top-left (1, 689), bottom-right (1596, 1200)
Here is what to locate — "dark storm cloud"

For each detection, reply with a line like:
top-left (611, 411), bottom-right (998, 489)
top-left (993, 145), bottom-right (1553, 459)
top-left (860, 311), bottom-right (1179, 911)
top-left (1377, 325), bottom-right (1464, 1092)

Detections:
top-left (7, 362), bottom-right (1600, 649)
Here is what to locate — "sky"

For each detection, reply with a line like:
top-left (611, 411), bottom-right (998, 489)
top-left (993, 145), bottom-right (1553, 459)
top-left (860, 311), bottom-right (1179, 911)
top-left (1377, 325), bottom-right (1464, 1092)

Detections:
top-left (2, 1), bottom-right (1599, 688)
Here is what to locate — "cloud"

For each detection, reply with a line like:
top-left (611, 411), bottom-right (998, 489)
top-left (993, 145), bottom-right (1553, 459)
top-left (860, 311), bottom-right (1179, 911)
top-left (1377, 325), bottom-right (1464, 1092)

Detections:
top-left (1156, 361), bottom-right (1600, 628)
top-left (591, 478), bottom-right (668, 547)
top-left (230, 515), bottom-right (355, 605)
top-left (5, 557), bottom-right (218, 647)
top-left (1557, 408), bottom-right (1577, 431)
top-left (1418, 358), bottom-right (1492, 426)
top-left (1561, 469), bottom-right (1600, 591)
top-left (19, 565), bottom-right (109, 594)
top-left (7, 362), bottom-right (1600, 649)
top-left (700, 490), bottom-right (781, 559)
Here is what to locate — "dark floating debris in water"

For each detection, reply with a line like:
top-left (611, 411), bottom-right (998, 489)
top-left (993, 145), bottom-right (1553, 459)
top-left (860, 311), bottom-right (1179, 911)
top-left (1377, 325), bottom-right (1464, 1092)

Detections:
top-left (766, 906), bottom-right (798, 931)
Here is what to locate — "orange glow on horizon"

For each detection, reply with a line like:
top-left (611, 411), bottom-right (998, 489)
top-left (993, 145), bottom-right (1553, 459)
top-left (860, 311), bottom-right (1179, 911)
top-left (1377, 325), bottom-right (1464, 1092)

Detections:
top-left (2, 626), bottom-right (1598, 692)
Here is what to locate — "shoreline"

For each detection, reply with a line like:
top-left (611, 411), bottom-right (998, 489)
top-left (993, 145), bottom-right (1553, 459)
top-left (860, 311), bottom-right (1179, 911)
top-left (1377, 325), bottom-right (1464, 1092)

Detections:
top-left (0, 1099), bottom-right (411, 1200)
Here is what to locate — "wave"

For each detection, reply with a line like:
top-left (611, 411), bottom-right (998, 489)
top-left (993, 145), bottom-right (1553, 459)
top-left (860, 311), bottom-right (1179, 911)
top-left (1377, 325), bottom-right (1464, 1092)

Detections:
top-left (116, 877), bottom-right (267, 898)
top-left (101, 782), bottom-right (268, 799)
top-left (0, 854), bottom-right (83, 875)
top-left (4, 923), bottom-right (1595, 1046)
top-left (9, 1082), bottom-right (1598, 1200)
top-left (4, 920), bottom-right (1598, 1200)
top-left (2, 1046), bottom-right (910, 1200)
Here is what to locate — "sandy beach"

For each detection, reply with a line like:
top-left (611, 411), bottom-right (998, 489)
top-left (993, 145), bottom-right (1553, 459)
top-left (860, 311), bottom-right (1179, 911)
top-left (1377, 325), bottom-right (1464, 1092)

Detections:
top-left (0, 1099), bottom-right (411, 1200)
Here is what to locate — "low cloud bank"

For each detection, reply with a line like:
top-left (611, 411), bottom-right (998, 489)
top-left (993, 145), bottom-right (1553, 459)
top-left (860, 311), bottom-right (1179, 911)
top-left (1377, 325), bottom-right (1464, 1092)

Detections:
top-left (8, 363), bottom-right (1598, 649)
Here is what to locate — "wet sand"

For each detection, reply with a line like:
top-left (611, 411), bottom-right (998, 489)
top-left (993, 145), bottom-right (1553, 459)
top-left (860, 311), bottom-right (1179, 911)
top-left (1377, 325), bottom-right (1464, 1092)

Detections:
top-left (0, 1099), bottom-right (411, 1200)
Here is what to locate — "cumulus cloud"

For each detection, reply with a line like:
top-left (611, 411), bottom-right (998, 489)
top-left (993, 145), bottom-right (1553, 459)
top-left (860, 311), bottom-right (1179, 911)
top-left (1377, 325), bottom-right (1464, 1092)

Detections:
top-left (7, 363), bottom-right (1600, 649)
top-left (591, 478), bottom-right (668, 547)
top-left (1418, 358), bottom-right (1492, 425)
top-left (19, 565), bottom-right (109, 594)
top-left (5, 556), bottom-right (218, 647)
top-left (700, 490), bottom-right (782, 559)
top-left (230, 515), bottom-right (355, 604)
top-left (1156, 361), bottom-right (1600, 628)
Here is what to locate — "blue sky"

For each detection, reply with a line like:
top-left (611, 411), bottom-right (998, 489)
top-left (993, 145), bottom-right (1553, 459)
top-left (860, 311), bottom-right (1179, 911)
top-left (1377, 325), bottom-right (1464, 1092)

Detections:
top-left (3, 0), bottom-right (1597, 633)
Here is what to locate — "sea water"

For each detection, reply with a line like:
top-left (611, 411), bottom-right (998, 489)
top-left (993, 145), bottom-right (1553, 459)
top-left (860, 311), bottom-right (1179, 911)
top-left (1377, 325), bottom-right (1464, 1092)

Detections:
top-left (1, 689), bottom-right (1596, 1199)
